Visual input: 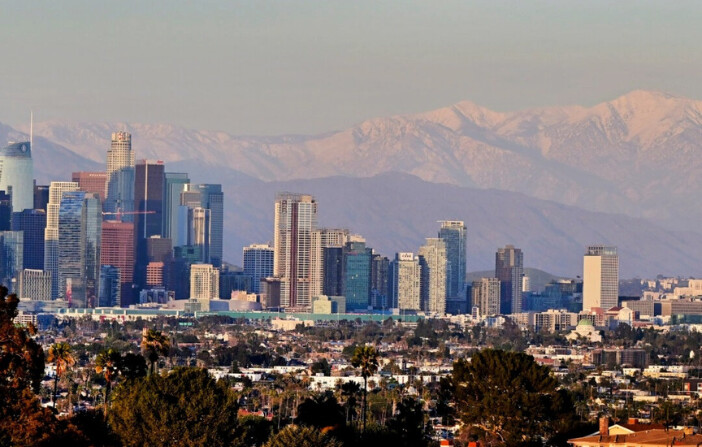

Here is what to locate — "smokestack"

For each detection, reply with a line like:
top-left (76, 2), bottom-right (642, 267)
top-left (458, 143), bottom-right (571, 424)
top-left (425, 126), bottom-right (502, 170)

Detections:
top-left (599, 417), bottom-right (610, 436)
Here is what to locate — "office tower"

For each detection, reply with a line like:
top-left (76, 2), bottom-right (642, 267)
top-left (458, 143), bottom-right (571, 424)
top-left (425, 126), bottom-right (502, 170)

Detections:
top-left (438, 221), bottom-right (466, 299)
top-left (146, 262), bottom-right (164, 287)
top-left (419, 238), bottom-right (448, 315)
top-left (58, 191), bottom-right (101, 308)
top-left (98, 266), bottom-right (121, 307)
top-left (391, 252), bottom-right (421, 311)
top-left (18, 269), bottom-right (52, 301)
top-left (189, 207), bottom-right (211, 262)
top-left (0, 142), bottom-right (33, 212)
top-left (34, 184), bottom-right (49, 212)
top-left (72, 172), bottom-right (107, 202)
top-left (100, 221), bottom-right (134, 306)
top-left (583, 245), bottom-right (619, 311)
top-left (163, 173), bottom-right (189, 241)
top-left (195, 184), bottom-right (223, 267)
top-left (243, 244), bottom-right (274, 294)
top-left (147, 236), bottom-right (173, 263)
top-left (322, 247), bottom-right (343, 297)
top-left (495, 245), bottom-right (524, 314)
top-left (134, 160), bottom-right (165, 289)
top-left (219, 270), bottom-right (252, 296)
top-left (273, 193), bottom-right (317, 310)
top-left (472, 278), bottom-right (501, 317)
top-left (190, 264), bottom-right (219, 299)
top-left (43, 181), bottom-right (79, 300)
top-left (371, 253), bottom-right (390, 309)
top-left (164, 257), bottom-right (190, 299)
top-left (0, 192), bottom-right (11, 230)
top-left (342, 241), bottom-right (372, 311)
top-left (105, 131), bottom-right (135, 219)
top-left (11, 209), bottom-right (46, 270)
top-left (0, 231), bottom-right (23, 293)
top-left (310, 228), bottom-right (349, 298)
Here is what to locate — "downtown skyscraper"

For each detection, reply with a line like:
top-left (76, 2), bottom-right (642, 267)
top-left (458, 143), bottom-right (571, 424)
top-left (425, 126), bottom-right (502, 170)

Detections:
top-left (583, 245), bottom-right (619, 311)
top-left (133, 160), bottom-right (165, 289)
top-left (0, 142), bottom-right (34, 212)
top-left (44, 181), bottom-right (79, 300)
top-left (419, 238), bottom-right (448, 315)
top-left (105, 131), bottom-right (135, 219)
top-left (495, 245), bottom-right (523, 314)
top-left (273, 193), bottom-right (317, 310)
top-left (58, 191), bottom-right (101, 307)
top-left (438, 221), bottom-right (466, 299)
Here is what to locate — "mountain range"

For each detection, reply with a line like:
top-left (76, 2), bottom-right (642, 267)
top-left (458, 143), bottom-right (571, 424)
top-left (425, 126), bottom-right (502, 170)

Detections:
top-left (2, 90), bottom-right (702, 277)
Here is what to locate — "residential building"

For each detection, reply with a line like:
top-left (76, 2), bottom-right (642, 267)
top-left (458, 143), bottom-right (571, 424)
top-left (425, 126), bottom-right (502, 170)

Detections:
top-left (472, 277), bottom-right (501, 317)
top-left (18, 269), bottom-right (52, 301)
top-left (190, 263), bottom-right (219, 299)
top-left (419, 238), bottom-right (448, 315)
top-left (391, 252), bottom-right (421, 311)
top-left (438, 220), bottom-right (466, 299)
top-left (243, 244), bottom-right (274, 294)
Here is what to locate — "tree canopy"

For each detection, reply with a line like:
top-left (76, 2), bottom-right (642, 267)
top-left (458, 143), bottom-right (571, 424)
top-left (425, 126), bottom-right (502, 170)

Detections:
top-left (446, 348), bottom-right (576, 446)
top-left (109, 367), bottom-right (239, 447)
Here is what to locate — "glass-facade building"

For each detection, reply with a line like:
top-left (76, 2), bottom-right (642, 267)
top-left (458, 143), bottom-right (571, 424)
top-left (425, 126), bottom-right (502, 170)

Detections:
top-left (105, 131), bottom-right (135, 220)
top-left (438, 221), bottom-right (466, 300)
top-left (11, 209), bottom-right (46, 270)
top-left (342, 241), bottom-right (372, 311)
top-left (243, 244), bottom-right (273, 294)
top-left (0, 142), bottom-right (34, 212)
top-left (58, 191), bottom-right (101, 308)
top-left (0, 231), bottom-right (24, 293)
top-left (195, 184), bottom-right (223, 267)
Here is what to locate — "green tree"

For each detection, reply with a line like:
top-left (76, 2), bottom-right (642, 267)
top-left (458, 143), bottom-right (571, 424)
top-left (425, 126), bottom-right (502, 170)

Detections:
top-left (118, 352), bottom-right (147, 381)
top-left (351, 345), bottom-right (379, 432)
top-left (233, 415), bottom-right (273, 447)
top-left (109, 367), bottom-right (239, 447)
top-left (264, 425), bottom-right (342, 447)
top-left (140, 329), bottom-right (170, 375)
top-left (47, 342), bottom-right (76, 409)
top-left (296, 391), bottom-right (345, 430)
top-left (387, 396), bottom-right (432, 447)
top-left (447, 348), bottom-right (576, 446)
top-left (310, 358), bottom-right (331, 376)
top-left (95, 348), bottom-right (121, 405)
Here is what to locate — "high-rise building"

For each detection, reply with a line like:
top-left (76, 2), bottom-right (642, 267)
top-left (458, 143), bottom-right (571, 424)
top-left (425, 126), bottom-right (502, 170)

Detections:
top-left (44, 181), bottom-right (79, 300)
top-left (273, 193), bottom-right (317, 310)
top-left (105, 131), bottom-right (135, 219)
top-left (391, 252), bottom-right (421, 311)
top-left (134, 160), bottom-right (165, 289)
top-left (163, 173), bottom-right (189, 242)
top-left (0, 231), bottom-right (23, 293)
top-left (164, 257), bottom-right (190, 300)
top-left (72, 172), bottom-right (107, 202)
top-left (322, 247), bottom-right (343, 297)
top-left (342, 241), bottom-right (372, 311)
top-left (0, 192), bottom-right (11, 231)
top-left (100, 221), bottom-right (134, 306)
top-left (190, 264), bottom-right (219, 299)
top-left (58, 191), bottom-right (101, 308)
top-left (419, 238), bottom-right (448, 315)
top-left (0, 142), bottom-right (33, 212)
top-left (98, 265), bottom-right (121, 307)
top-left (195, 184), bottom-right (223, 267)
top-left (12, 209), bottom-right (46, 270)
top-left (189, 207), bottom-right (211, 262)
top-left (583, 245), bottom-right (619, 311)
top-left (33, 184), bottom-right (49, 212)
top-left (146, 262), bottom-right (164, 288)
top-left (371, 254), bottom-right (390, 309)
top-left (495, 245), bottom-right (524, 314)
top-left (147, 236), bottom-right (173, 263)
top-left (472, 277), bottom-right (501, 317)
top-left (438, 221), bottom-right (466, 299)
top-left (18, 269), bottom-right (52, 301)
top-left (243, 244), bottom-right (274, 294)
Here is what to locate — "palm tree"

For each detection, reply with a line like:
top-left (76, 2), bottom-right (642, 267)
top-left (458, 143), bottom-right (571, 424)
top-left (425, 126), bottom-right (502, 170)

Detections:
top-left (351, 345), bottom-right (379, 433)
top-left (141, 329), bottom-right (170, 375)
top-left (95, 348), bottom-right (121, 407)
top-left (47, 342), bottom-right (75, 409)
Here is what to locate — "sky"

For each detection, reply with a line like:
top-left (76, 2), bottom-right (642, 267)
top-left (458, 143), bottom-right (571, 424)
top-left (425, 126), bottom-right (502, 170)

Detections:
top-left (1, 1), bottom-right (701, 135)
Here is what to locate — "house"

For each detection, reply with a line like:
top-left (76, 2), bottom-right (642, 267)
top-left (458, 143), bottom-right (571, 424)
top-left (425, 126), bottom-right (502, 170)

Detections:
top-left (569, 417), bottom-right (701, 446)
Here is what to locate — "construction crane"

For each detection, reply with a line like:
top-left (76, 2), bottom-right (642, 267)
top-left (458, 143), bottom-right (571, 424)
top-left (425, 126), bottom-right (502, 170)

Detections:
top-left (102, 209), bottom-right (156, 222)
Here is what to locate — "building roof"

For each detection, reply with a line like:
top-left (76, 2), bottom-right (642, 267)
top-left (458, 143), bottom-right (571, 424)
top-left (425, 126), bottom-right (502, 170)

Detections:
top-left (569, 428), bottom-right (702, 446)
top-left (577, 319), bottom-right (594, 327)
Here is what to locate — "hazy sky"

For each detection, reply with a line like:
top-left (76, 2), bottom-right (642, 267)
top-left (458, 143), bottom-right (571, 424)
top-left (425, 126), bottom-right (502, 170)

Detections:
top-left (2, 1), bottom-right (701, 135)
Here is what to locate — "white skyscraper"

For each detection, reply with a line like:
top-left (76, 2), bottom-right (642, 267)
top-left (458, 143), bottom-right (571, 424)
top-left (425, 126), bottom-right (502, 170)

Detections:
top-left (419, 238), bottom-right (448, 315)
top-left (105, 131), bottom-right (135, 219)
top-left (0, 142), bottom-right (34, 212)
top-left (583, 245), bottom-right (619, 311)
top-left (391, 252), bottom-right (421, 311)
top-left (273, 193), bottom-right (317, 310)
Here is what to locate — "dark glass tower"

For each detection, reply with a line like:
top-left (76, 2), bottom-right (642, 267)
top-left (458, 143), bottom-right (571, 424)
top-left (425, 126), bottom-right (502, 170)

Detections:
top-left (11, 209), bottom-right (46, 270)
top-left (133, 160), bottom-right (165, 289)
